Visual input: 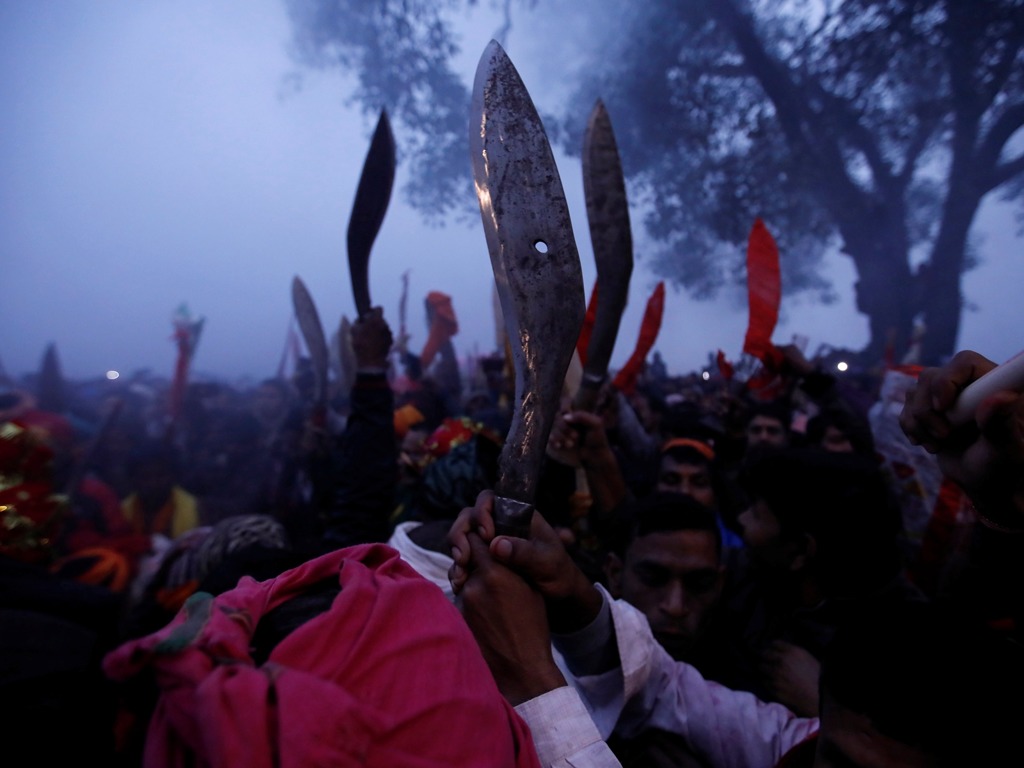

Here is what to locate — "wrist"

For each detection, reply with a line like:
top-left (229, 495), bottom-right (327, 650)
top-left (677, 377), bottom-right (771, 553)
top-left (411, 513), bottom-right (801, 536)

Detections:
top-left (501, 662), bottom-right (567, 707)
top-left (547, 575), bottom-right (602, 634)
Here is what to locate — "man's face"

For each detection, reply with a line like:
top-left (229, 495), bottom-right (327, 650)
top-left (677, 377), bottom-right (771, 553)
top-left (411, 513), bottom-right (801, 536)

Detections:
top-left (746, 414), bottom-right (788, 448)
top-left (656, 455), bottom-right (716, 509)
top-left (813, 693), bottom-right (936, 768)
top-left (609, 529), bottom-right (723, 659)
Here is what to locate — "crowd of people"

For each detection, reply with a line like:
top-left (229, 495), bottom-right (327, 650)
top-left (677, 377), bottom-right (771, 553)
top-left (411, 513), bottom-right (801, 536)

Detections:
top-left (2, 305), bottom-right (1022, 767)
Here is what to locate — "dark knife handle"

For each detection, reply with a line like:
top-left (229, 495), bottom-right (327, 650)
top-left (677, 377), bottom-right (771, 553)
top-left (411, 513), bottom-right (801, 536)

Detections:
top-left (493, 496), bottom-right (535, 539)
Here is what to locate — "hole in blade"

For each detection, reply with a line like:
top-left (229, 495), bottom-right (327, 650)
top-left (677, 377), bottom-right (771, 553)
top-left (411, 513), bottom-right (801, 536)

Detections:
top-left (533, 240), bottom-right (549, 254)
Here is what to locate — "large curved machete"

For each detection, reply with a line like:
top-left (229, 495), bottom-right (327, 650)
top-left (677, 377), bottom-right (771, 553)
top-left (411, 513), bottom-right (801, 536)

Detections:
top-left (347, 109), bottom-right (396, 319)
top-left (471, 40), bottom-right (585, 537)
top-left (576, 98), bottom-right (634, 412)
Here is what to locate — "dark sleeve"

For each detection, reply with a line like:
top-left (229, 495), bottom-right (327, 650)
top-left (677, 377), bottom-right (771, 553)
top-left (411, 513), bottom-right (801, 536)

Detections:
top-left (321, 373), bottom-right (398, 549)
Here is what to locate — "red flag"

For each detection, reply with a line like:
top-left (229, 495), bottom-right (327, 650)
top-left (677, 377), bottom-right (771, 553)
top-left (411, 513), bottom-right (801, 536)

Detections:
top-left (576, 281), bottom-right (599, 366)
top-left (742, 219), bottom-right (782, 368)
top-left (420, 291), bottom-right (459, 369)
top-left (613, 282), bottom-right (665, 395)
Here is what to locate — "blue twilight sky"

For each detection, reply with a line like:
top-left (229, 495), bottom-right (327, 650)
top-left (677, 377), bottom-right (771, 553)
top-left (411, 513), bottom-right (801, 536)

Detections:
top-left (2, 1), bottom-right (1022, 385)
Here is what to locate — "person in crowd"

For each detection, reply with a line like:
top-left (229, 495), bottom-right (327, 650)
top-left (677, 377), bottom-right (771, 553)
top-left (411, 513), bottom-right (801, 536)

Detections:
top-left (446, 348), bottom-right (1024, 767)
top-left (899, 349), bottom-right (1024, 635)
top-left (449, 485), bottom-right (1023, 768)
top-left (319, 307), bottom-right (401, 550)
top-left (657, 438), bottom-right (745, 550)
top-left (603, 492), bottom-right (726, 665)
top-left (104, 541), bottom-right (542, 768)
top-left (600, 492), bottom-right (732, 767)
top-left (743, 401), bottom-right (792, 451)
top-left (803, 405), bottom-right (876, 458)
top-left (717, 446), bottom-right (919, 713)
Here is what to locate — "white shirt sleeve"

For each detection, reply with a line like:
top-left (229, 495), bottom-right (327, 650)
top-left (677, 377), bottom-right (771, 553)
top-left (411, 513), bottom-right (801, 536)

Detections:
top-left (557, 586), bottom-right (820, 768)
top-left (514, 686), bottom-right (622, 768)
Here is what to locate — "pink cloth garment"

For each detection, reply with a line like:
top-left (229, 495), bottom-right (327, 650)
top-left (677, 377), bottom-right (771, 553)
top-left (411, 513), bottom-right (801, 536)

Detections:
top-left (104, 543), bottom-right (541, 768)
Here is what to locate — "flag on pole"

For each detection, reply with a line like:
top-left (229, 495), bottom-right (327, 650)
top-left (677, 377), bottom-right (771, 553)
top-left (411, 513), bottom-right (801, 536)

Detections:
top-left (168, 304), bottom-right (204, 428)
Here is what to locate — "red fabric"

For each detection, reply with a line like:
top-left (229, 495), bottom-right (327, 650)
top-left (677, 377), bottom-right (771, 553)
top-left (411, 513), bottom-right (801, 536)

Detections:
top-left (15, 408), bottom-right (75, 448)
top-left (419, 292), bottom-right (459, 369)
top-left (908, 477), bottom-right (968, 595)
top-left (0, 419), bottom-right (62, 563)
top-left (742, 219), bottom-right (782, 366)
top-left (577, 281), bottom-right (600, 366)
top-left (613, 282), bottom-right (665, 395)
top-left (63, 476), bottom-right (151, 564)
top-left (104, 544), bottom-right (540, 768)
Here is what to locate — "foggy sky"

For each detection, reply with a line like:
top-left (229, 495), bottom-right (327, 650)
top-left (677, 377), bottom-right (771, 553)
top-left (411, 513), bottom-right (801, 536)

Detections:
top-left (3, 1), bottom-right (1022, 385)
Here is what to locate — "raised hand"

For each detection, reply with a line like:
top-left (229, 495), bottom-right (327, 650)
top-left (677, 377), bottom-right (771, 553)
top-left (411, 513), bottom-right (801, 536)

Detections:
top-left (351, 307), bottom-right (393, 372)
top-left (900, 350), bottom-right (1024, 528)
top-left (459, 532), bottom-right (567, 706)
top-left (448, 490), bottom-right (603, 633)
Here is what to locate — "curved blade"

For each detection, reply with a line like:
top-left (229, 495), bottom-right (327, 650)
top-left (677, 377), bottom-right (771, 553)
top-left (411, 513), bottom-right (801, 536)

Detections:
top-left (291, 275), bottom-right (328, 407)
top-left (347, 109), bottom-right (396, 318)
top-left (577, 98), bottom-right (633, 411)
top-left (470, 40), bottom-right (585, 510)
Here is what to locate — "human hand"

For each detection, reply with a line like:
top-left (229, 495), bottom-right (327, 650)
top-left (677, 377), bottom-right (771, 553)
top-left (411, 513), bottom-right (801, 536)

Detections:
top-left (900, 350), bottom-right (1024, 525)
top-left (459, 532), bottom-right (567, 706)
top-left (448, 490), bottom-right (602, 633)
top-left (547, 410), bottom-right (614, 469)
top-left (759, 640), bottom-right (821, 718)
top-left (351, 307), bottom-right (393, 371)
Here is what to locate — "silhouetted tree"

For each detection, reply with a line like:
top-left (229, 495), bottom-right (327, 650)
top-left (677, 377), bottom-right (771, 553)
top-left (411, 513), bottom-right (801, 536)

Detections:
top-left (286, 0), bottom-right (1024, 364)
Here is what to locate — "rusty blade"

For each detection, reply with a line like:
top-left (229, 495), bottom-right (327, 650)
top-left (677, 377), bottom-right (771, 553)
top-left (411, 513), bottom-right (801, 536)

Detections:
top-left (347, 109), bottom-right (396, 318)
top-left (577, 99), bottom-right (633, 411)
top-left (291, 275), bottom-right (328, 407)
top-left (471, 40), bottom-right (585, 525)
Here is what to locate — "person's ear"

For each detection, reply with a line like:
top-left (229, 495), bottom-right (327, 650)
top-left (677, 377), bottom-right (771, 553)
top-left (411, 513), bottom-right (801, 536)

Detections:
top-left (604, 552), bottom-right (625, 598)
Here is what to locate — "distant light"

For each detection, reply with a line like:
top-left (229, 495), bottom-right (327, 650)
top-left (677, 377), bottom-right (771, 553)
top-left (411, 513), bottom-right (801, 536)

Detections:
top-left (701, 371), bottom-right (710, 381)
top-left (836, 361), bottom-right (848, 372)
top-left (106, 370), bottom-right (120, 380)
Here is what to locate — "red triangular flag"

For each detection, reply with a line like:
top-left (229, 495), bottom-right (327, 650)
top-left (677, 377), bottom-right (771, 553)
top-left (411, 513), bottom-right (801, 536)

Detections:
top-left (742, 219), bottom-right (781, 366)
top-left (613, 282), bottom-right (665, 395)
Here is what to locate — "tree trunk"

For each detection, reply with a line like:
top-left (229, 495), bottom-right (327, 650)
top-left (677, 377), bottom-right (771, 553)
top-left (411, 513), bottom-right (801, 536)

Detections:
top-left (835, 204), bottom-right (917, 366)
top-left (919, 189), bottom-right (980, 364)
